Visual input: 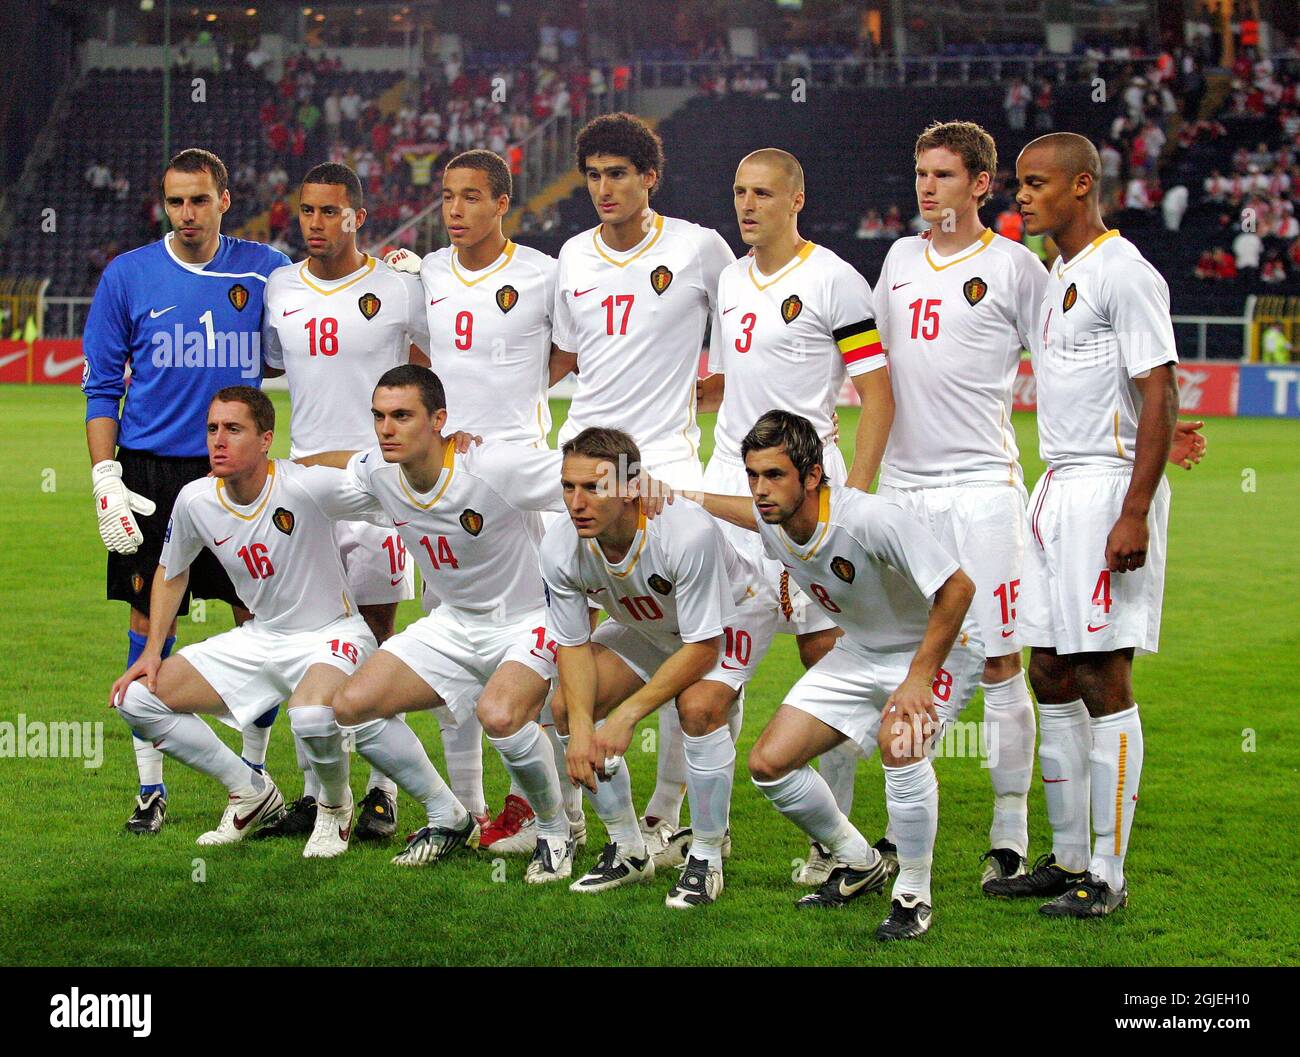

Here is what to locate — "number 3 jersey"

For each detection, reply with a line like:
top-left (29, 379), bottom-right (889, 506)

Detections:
top-left (343, 441), bottom-right (565, 623)
top-left (875, 230), bottom-right (1046, 487)
top-left (161, 460), bottom-right (381, 633)
top-left (262, 256), bottom-right (429, 457)
top-left (754, 487), bottom-right (960, 654)
top-left (553, 214), bottom-right (736, 466)
top-left (540, 499), bottom-right (766, 654)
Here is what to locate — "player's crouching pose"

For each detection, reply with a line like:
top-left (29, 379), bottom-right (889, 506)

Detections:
top-left (687, 411), bottom-right (976, 939)
top-left (109, 387), bottom-right (379, 857)
top-left (318, 365), bottom-right (575, 879)
top-left (541, 428), bottom-right (776, 908)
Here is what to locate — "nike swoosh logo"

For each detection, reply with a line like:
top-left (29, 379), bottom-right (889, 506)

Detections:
top-left (838, 874), bottom-right (873, 897)
top-left (339, 823), bottom-right (351, 841)
top-left (393, 520), bottom-right (410, 527)
top-left (390, 576), bottom-right (403, 586)
top-left (214, 535), bottom-right (233, 546)
top-left (1042, 777), bottom-right (1069, 783)
top-left (233, 789), bottom-right (277, 830)
top-left (0, 349), bottom-right (28, 370)
top-left (1087, 622), bottom-right (1110, 632)
top-left (721, 661), bottom-right (744, 671)
top-left (149, 306), bottom-right (177, 318)
top-left (430, 297), bottom-right (448, 306)
top-left (722, 305), bottom-right (738, 315)
top-left (282, 307), bottom-right (305, 317)
top-left (43, 351), bottom-right (85, 377)
top-left (573, 287), bottom-right (597, 298)
top-left (891, 282), bottom-right (912, 291)
top-left (1001, 629), bottom-right (1015, 638)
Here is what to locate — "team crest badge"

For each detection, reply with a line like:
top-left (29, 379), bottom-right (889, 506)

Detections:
top-left (648, 574), bottom-right (673, 596)
top-left (496, 285), bottom-right (519, 313)
top-left (228, 283), bottom-right (249, 311)
top-left (272, 507), bottom-right (295, 535)
top-left (963, 277), bottom-right (987, 307)
top-left (358, 292), bottom-right (381, 320)
top-left (781, 294), bottom-right (803, 324)
top-left (830, 556), bottom-right (855, 584)
top-left (459, 509), bottom-right (484, 536)
top-left (131, 573), bottom-right (145, 596)
top-left (1062, 283), bottom-right (1077, 312)
top-left (649, 265), bottom-right (673, 295)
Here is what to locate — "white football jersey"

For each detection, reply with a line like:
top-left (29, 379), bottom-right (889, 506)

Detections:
top-left (711, 242), bottom-right (885, 461)
top-left (421, 241), bottom-right (557, 446)
top-left (553, 214), bottom-right (736, 464)
top-left (161, 460), bottom-right (379, 633)
top-left (344, 440), bottom-right (564, 623)
top-left (1033, 231), bottom-right (1178, 470)
top-left (755, 486), bottom-right (959, 654)
top-left (541, 499), bottom-right (759, 655)
top-left (876, 230), bottom-right (1047, 487)
top-left (263, 256), bottom-right (429, 457)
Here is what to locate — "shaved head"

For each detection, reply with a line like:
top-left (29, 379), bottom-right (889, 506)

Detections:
top-left (737, 148), bottom-right (805, 193)
top-left (1020, 133), bottom-right (1101, 194)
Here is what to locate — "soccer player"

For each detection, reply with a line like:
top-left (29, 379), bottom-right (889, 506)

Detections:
top-left (685, 410), bottom-right (976, 938)
top-left (257, 161), bottom-right (427, 844)
top-left (108, 388), bottom-right (380, 857)
top-left (84, 148), bottom-right (291, 835)
top-left (320, 365), bottom-right (576, 880)
top-left (698, 147), bottom-right (895, 884)
top-left (385, 149), bottom-right (579, 856)
top-left (986, 133), bottom-right (1179, 917)
top-left (540, 428), bottom-right (776, 907)
top-left (550, 112), bottom-right (739, 860)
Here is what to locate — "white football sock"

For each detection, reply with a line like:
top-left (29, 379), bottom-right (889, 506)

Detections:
top-left (1037, 697), bottom-right (1092, 873)
top-left (644, 704), bottom-right (687, 827)
top-left (133, 735), bottom-right (164, 786)
top-left (982, 673), bottom-right (1036, 857)
top-left (351, 717), bottom-right (464, 828)
top-left (818, 739), bottom-right (861, 817)
top-left (885, 757), bottom-right (938, 905)
top-left (289, 705), bottom-right (349, 807)
top-left (682, 725), bottom-right (734, 868)
top-left (487, 722), bottom-right (566, 840)
top-left (365, 712), bottom-right (402, 797)
top-left (557, 732), bottom-right (644, 855)
top-left (436, 711), bottom-right (486, 817)
top-left (119, 683), bottom-right (257, 794)
top-left (239, 722), bottom-right (271, 770)
top-left (1088, 705), bottom-right (1143, 891)
top-left (294, 731), bottom-right (323, 800)
top-left (753, 765), bottom-right (874, 867)
top-left (543, 716), bottom-right (583, 823)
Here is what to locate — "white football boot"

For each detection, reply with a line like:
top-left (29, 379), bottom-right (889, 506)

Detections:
top-left (655, 825), bottom-right (732, 869)
top-left (303, 792), bottom-right (354, 859)
top-left (639, 815), bottom-right (677, 865)
top-left (795, 840), bottom-right (836, 886)
top-left (391, 813), bottom-right (481, 867)
top-left (665, 855), bottom-right (724, 909)
top-left (569, 841), bottom-right (655, 893)
top-left (524, 836), bottom-right (576, 884)
top-left (196, 777), bottom-right (284, 846)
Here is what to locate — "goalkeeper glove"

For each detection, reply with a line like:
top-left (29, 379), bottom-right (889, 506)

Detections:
top-left (383, 248), bottom-right (422, 274)
top-left (92, 460), bottom-right (156, 555)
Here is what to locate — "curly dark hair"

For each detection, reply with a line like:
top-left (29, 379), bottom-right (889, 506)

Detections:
top-left (575, 112), bottom-right (665, 196)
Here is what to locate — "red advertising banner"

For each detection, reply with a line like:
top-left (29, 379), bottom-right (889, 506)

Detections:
top-left (1012, 360), bottom-right (1238, 416)
top-left (0, 340), bottom-right (85, 384)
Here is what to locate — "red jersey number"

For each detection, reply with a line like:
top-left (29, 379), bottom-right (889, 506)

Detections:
top-left (908, 298), bottom-right (941, 341)
top-left (305, 317), bottom-right (339, 356)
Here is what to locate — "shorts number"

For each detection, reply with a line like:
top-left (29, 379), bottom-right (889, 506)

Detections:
top-left (617, 594), bottom-right (663, 621)
top-left (907, 298), bottom-right (941, 341)
top-left (735, 312), bottom-right (757, 353)
top-left (305, 316), bottom-right (339, 356)
top-left (723, 626), bottom-right (752, 666)
top-left (809, 583), bottom-right (842, 613)
top-left (1092, 570), bottom-right (1112, 614)
top-left (931, 667), bottom-right (953, 702)
top-left (237, 542), bottom-right (275, 579)
top-left (329, 639), bottom-right (359, 664)
top-left (419, 534), bottom-right (459, 570)
top-left (994, 578), bottom-right (1021, 625)
top-left (531, 625), bottom-right (558, 662)
top-left (454, 310), bottom-right (473, 350)
top-left (382, 534), bottom-right (407, 574)
top-left (602, 294), bottom-right (634, 336)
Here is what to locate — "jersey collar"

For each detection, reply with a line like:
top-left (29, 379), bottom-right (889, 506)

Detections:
top-left (299, 254), bottom-right (375, 296)
top-left (215, 461), bottom-right (276, 520)
top-left (776, 486), bottom-right (832, 561)
top-left (747, 241), bottom-right (816, 291)
top-left (923, 228), bottom-right (993, 272)
top-left (398, 443), bottom-right (456, 510)
top-left (592, 214), bottom-right (665, 267)
top-left (451, 241), bottom-right (517, 286)
top-left (1056, 229), bottom-right (1119, 275)
top-left (590, 510), bottom-right (648, 578)
top-left (164, 232), bottom-right (224, 273)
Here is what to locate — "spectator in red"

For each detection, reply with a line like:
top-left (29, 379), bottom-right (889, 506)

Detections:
top-left (290, 126), bottom-right (306, 159)
top-left (268, 196), bottom-right (290, 238)
top-left (371, 121), bottom-right (390, 154)
top-left (996, 206), bottom-right (1024, 242)
top-left (267, 120), bottom-right (289, 154)
top-left (1194, 249), bottom-right (1217, 280)
top-left (1213, 248), bottom-right (1238, 281)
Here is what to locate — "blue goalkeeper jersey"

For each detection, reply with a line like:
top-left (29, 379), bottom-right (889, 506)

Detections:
top-left (82, 233), bottom-right (292, 458)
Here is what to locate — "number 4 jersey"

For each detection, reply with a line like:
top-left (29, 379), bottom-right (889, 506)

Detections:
top-left (161, 460), bottom-right (381, 633)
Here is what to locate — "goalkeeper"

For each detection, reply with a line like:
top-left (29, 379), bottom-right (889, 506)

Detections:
top-left (83, 148), bottom-right (290, 836)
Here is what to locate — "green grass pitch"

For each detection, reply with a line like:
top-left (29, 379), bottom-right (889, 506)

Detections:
top-left (1, 384), bottom-right (1295, 966)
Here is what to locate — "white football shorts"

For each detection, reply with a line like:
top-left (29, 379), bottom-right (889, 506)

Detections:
top-left (180, 614), bottom-right (376, 729)
top-left (1019, 467), bottom-right (1169, 656)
